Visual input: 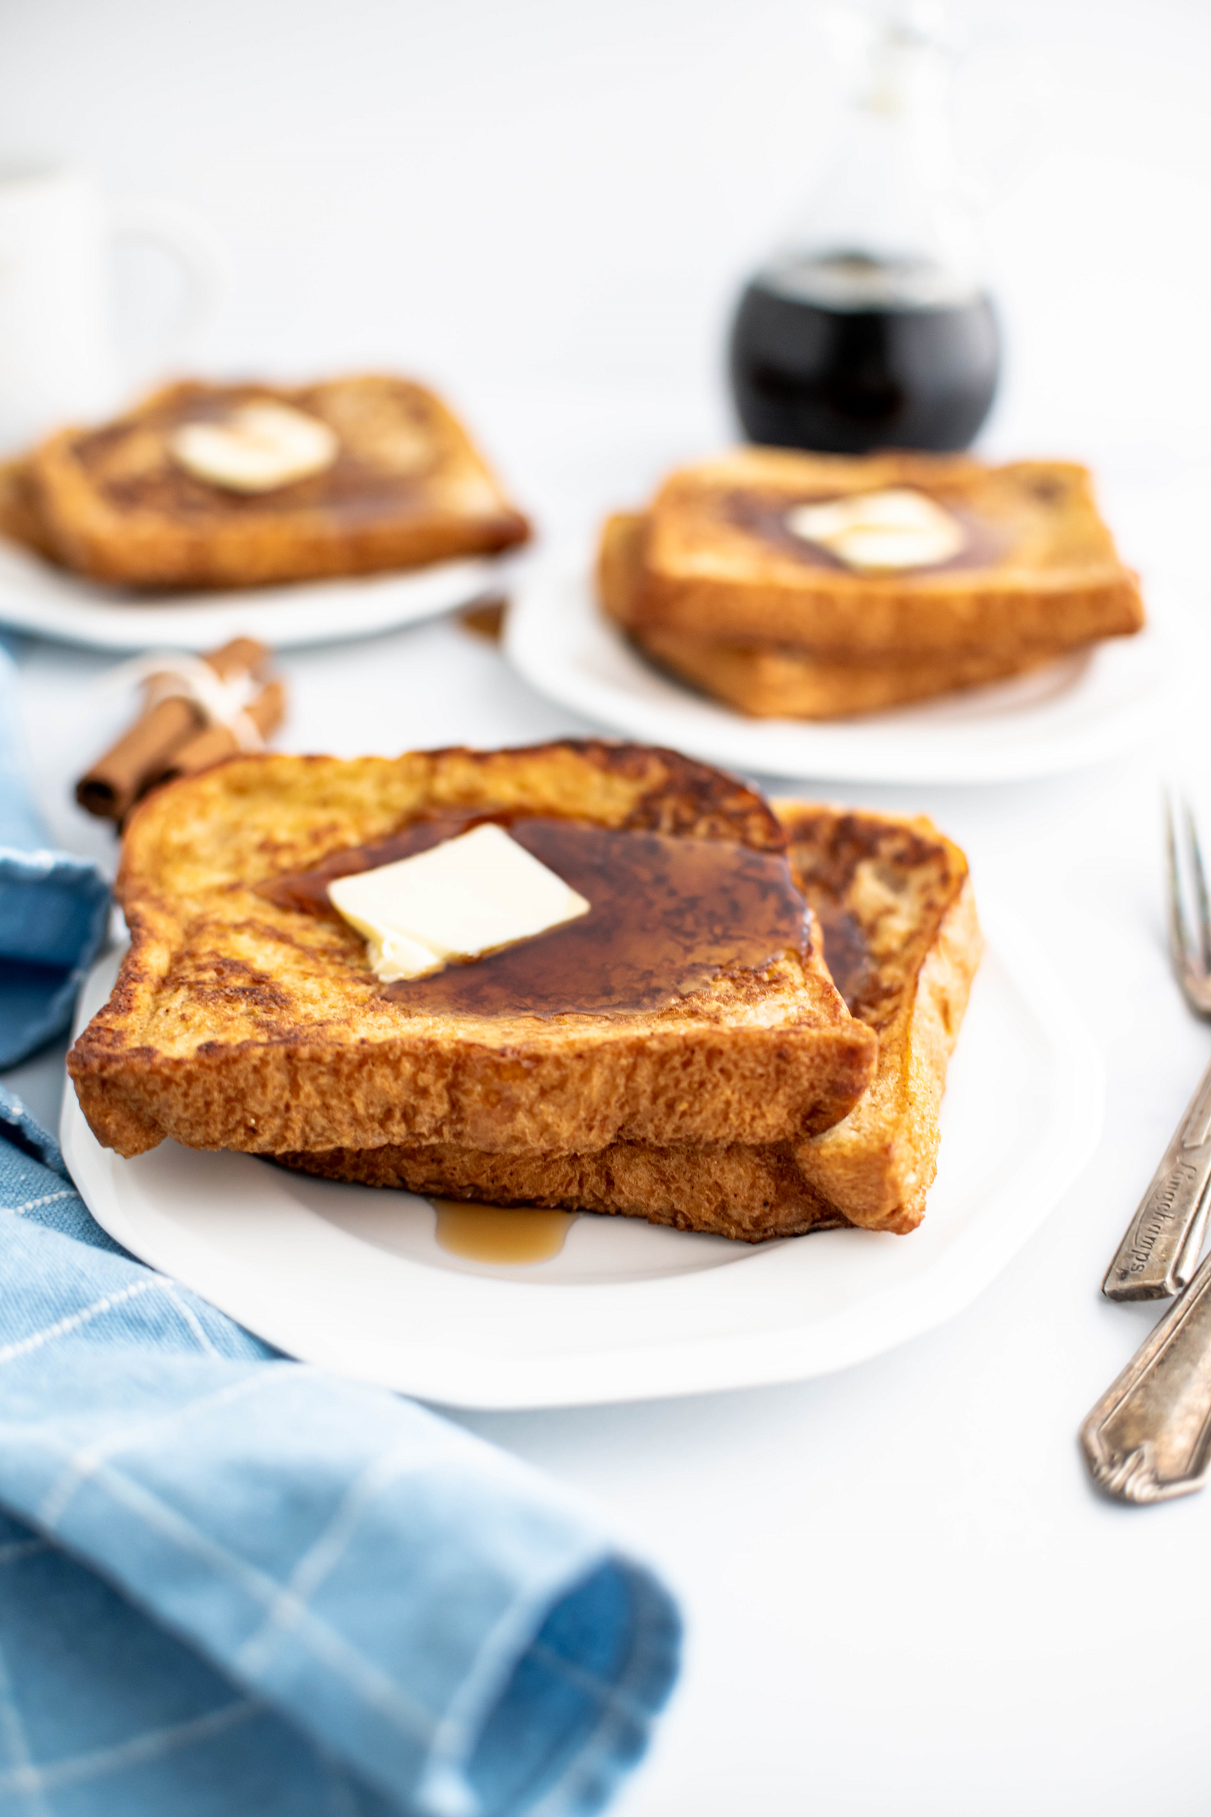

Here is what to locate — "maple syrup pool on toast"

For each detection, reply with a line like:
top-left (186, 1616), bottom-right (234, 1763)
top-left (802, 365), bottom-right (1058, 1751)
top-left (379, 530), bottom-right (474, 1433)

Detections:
top-left (729, 253), bottom-right (1000, 455)
top-left (265, 812), bottom-right (811, 1019)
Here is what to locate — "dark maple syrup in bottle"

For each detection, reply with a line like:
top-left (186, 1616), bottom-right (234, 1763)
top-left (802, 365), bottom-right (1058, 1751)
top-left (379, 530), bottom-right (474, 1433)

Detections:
top-left (731, 252), bottom-right (999, 453)
top-left (728, 6), bottom-right (1001, 456)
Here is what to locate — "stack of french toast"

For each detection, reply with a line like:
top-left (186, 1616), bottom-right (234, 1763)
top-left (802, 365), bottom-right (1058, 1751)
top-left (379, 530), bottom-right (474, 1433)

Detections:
top-left (68, 739), bottom-right (981, 1240)
top-left (599, 448), bottom-right (1145, 717)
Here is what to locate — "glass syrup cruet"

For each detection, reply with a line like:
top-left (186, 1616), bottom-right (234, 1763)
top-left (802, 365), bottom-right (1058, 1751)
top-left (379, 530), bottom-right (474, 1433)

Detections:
top-left (728, 1), bottom-right (1001, 454)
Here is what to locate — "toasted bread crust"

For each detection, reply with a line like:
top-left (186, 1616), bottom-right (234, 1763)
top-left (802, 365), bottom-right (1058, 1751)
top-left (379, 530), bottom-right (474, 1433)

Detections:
top-left (272, 804), bottom-right (983, 1239)
top-left (28, 376), bottom-right (530, 589)
top-left (276, 1140), bottom-right (845, 1242)
top-left (629, 625), bottom-right (1079, 718)
top-left (68, 743), bottom-right (877, 1158)
top-left (781, 805), bottom-right (981, 1230)
top-left (621, 450), bottom-right (1143, 659)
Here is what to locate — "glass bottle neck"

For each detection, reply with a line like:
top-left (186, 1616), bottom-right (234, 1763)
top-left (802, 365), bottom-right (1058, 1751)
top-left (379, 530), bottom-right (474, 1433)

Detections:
top-left (766, 16), bottom-right (983, 310)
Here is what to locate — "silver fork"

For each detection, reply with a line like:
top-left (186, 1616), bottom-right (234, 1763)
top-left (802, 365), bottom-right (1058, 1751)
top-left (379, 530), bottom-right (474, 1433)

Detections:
top-left (1166, 793), bottom-right (1211, 1016)
top-left (1082, 794), bottom-right (1211, 1502)
top-left (1102, 795), bottom-right (1211, 1301)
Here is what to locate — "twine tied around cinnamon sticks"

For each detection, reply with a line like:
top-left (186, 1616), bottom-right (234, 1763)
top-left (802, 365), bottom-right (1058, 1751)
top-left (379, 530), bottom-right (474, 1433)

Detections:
top-left (77, 637), bottom-right (286, 823)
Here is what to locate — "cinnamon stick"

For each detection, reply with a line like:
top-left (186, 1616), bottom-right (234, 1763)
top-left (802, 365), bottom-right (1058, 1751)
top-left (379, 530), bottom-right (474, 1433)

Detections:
top-left (76, 695), bottom-right (198, 819)
top-left (77, 637), bottom-right (270, 821)
top-left (147, 679), bottom-right (286, 790)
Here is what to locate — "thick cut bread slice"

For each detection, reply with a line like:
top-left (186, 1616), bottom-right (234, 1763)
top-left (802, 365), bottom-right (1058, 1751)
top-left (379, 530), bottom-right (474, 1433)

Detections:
top-left (600, 511), bottom-right (1078, 719)
top-left (277, 803), bottom-right (981, 1239)
top-left (27, 375), bottom-right (530, 589)
top-left (780, 803), bottom-right (979, 1230)
top-left (277, 1138), bottom-right (842, 1241)
top-left (68, 742), bottom-right (877, 1160)
top-left (628, 624), bottom-right (1078, 719)
top-left (619, 450), bottom-right (1143, 660)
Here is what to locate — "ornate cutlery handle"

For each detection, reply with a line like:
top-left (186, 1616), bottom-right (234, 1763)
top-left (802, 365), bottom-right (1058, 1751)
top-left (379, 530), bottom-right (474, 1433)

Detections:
top-left (1081, 1248), bottom-right (1211, 1502)
top-left (1102, 1055), bottom-right (1211, 1301)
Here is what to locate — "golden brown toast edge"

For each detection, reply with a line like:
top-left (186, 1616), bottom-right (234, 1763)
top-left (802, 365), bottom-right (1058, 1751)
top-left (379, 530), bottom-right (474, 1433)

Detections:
top-left (67, 742), bottom-right (877, 1159)
top-left (275, 1139), bottom-right (844, 1243)
top-left (629, 619), bottom-right (1082, 719)
top-left (779, 803), bottom-right (982, 1232)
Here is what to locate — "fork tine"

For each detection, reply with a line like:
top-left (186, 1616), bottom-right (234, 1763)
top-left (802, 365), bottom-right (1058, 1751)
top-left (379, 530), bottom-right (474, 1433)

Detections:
top-left (1166, 790), bottom-right (1190, 981)
top-left (1167, 790), bottom-right (1211, 1015)
top-left (1186, 800), bottom-right (1211, 974)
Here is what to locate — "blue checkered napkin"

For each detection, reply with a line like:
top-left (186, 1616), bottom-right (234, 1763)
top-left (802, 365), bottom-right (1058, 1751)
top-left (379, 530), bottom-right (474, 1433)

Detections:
top-left (0, 637), bottom-right (111, 1068)
top-left (0, 1088), bottom-right (680, 1817)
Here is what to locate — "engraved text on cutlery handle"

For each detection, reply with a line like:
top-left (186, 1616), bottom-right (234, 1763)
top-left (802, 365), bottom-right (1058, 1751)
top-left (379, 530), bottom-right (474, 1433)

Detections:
top-left (1102, 1058), bottom-right (1211, 1301)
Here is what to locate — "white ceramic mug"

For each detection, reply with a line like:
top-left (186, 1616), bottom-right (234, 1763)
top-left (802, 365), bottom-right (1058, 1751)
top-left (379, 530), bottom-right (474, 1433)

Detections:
top-left (0, 166), bottom-right (228, 454)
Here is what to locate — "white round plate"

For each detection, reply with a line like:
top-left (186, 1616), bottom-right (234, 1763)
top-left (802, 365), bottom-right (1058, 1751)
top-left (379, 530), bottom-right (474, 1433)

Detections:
top-left (504, 558), bottom-right (1167, 785)
top-left (62, 900), bottom-right (1103, 1410)
top-left (0, 534), bottom-right (509, 652)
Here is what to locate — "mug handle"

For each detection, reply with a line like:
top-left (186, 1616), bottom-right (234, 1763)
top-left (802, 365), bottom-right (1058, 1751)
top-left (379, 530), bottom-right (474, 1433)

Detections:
top-left (107, 196), bottom-right (230, 372)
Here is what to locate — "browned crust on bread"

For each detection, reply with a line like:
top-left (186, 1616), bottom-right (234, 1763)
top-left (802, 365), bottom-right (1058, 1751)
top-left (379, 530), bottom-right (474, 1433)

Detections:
top-left (627, 621), bottom-right (1082, 719)
top-left (68, 742), bottom-right (877, 1158)
top-left (270, 803), bottom-right (983, 1240)
top-left (597, 511), bottom-right (649, 625)
top-left (28, 376), bottom-right (530, 589)
top-left (275, 1140), bottom-right (848, 1243)
top-left (626, 450), bottom-right (1144, 659)
top-left (781, 804), bottom-right (981, 1231)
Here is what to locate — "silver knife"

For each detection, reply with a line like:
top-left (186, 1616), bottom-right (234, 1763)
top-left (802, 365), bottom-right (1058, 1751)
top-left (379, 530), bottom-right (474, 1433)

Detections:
top-left (1102, 1055), bottom-right (1211, 1301)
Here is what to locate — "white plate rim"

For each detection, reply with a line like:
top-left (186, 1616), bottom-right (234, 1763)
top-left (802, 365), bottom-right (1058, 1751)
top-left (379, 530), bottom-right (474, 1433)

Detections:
top-left (503, 555), bottom-right (1167, 787)
top-left (61, 898), bottom-right (1104, 1409)
top-left (0, 535), bottom-right (511, 653)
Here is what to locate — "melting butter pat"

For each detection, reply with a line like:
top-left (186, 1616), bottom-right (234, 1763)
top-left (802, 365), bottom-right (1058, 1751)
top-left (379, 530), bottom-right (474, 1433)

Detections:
top-left (169, 401), bottom-right (338, 493)
top-left (785, 488), bottom-right (966, 573)
top-left (327, 823), bottom-right (591, 982)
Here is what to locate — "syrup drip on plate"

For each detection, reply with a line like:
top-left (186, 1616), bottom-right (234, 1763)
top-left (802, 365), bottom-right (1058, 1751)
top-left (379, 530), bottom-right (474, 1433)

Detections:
top-left (430, 1198), bottom-right (578, 1264)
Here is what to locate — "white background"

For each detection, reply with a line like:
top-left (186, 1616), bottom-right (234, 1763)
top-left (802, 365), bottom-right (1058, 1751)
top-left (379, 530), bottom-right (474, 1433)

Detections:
top-left (4, 3), bottom-right (1211, 1813)
top-left (5, 0), bottom-right (1211, 479)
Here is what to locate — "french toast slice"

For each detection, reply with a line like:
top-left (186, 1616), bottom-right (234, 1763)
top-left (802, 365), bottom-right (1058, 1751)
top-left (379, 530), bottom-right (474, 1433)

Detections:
top-left (277, 804), bottom-right (981, 1239)
top-left (68, 742), bottom-right (878, 1160)
top-left (600, 510), bottom-right (1079, 719)
top-left (780, 802), bottom-right (979, 1229)
top-left (617, 449), bottom-right (1143, 661)
top-left (27, 375), bottom-right (530, 589)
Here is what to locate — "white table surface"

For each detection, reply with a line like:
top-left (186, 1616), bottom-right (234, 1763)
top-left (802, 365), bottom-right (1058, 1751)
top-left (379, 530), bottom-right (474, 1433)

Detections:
top-left (5, 1), bottom-right (1211, 1810)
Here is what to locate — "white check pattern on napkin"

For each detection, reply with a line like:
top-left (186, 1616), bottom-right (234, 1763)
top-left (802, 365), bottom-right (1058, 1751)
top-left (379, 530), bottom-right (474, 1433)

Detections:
top-left (0, 1087), bottom-right (680, 1817)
